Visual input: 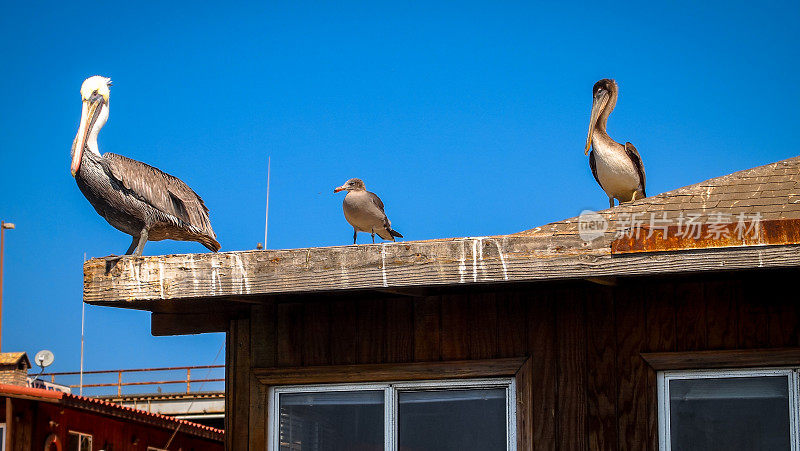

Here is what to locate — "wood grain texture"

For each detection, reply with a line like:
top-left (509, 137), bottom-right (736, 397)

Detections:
top-left (276, 303), bottom-right (303, 367)
top-left (497, 291), bottom-right (527, 358)
top-left (413, 296), bottom-right (441, 361)
top-left (739, 281), bottom-right (769, 348)
top-left (385, 297), bottom-right (414, 363)
top-left (225, 317), bottom-right (251, 451)
top-left (641, 347), bottom-right (800, 370)
top-left (527, 290), bottom-right (556, 451)
top-left (441, 294), bottom-right (469, 360)
top-left (248, 303), bottom-right (274, 450)
top-left (83, 233), bottom-right (800, 307)
top-left (586, 286), bottom-right (618, 450)
top-left (615, 284), bottom-right (648, 451)
top-left (515, 357), bottom-right (533, 451)
top-left (151, 312), bottom-right (228, 336)
top-left (254, 358), bottom-right (527, 386)
top-left (556, 287), bottom-right (587, 451)
top-left (302, 301), bottom-right (331, 366)
top-left (330, 299), bottom-right (357, 365)
top-left (675, 281), bottom-right (707, 351)
top-left (705, 279), bottom-right (739, 349)
top-left (469, 292), bottom-right (499, 360)
top-left (357, 298), bottom-right (385, 364)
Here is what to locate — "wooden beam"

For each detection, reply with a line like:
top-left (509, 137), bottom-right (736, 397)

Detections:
top-left (641, 348), bottom-right (800, 370)
top-left (82, 231), bottom-right (800, 306)
top-left (254, 357), bottom-right (528, 386)
top-left (151, 313), bottom-right (228, 336)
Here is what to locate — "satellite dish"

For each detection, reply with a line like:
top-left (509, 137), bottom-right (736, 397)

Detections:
top-left (34, 350), bottom-right (55, 369)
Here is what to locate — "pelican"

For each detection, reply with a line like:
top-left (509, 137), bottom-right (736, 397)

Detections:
top-left (71, 76), bottom-right (220, 256)
top-left (334, 178), bottom-right (403, 244)
top-left (585, 78), bottom-right (646, 208)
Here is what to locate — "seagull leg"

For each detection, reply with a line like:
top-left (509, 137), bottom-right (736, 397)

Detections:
top-left (132, 228), bottom-right (149, 257)
top-left (371, 232), bottom-right (375, 244)
top-left (631, 191), bottom-right (639, 202)
top-left (353, 229), bottom-right (357, 245)
top-left (609, 197), bottom-right (615, 209)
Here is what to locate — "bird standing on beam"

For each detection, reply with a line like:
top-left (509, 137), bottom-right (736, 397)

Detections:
top-left (71, 76), bottom-right (220, 257)
top-left (585, 78), bottom-right (646, 208)
top-left (334, 178), bottom-right (403, 244)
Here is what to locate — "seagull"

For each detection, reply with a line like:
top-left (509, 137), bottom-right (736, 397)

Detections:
top-left (584, 78), bottom-right (646, 208)
top-left (70, 76), bottom-right (220, 257)
top-left (334, 178), bottom-right (403, 244)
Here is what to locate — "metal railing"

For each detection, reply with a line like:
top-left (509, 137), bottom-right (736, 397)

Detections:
top-left (36, 365), bottom-right (225, 397)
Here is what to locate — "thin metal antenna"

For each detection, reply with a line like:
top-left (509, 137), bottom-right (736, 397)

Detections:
top-left (80, 252), bottom-right (86, 396)
top-left (264, 156), bottom-right (271, 249)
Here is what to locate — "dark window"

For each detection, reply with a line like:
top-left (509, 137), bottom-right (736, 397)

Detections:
top-left (398, 388), bottom-right (507, 451)
top-left (279, 390), bottom-right (384, 451)
top-left (661, 371), bottom-right (797, 451)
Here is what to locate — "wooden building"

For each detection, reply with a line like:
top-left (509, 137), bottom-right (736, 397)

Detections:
top-left (0, 383), bottom-right (223, 450)
top-left (84, 156), bottom-right (800, 450)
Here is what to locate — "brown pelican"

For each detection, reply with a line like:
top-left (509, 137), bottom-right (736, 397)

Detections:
top-left (334, 178), bottom-right (403, 244)
top-left (585, 79), bottom-right (646, 208)
top-left (71, 76), bottom-right (220, 256)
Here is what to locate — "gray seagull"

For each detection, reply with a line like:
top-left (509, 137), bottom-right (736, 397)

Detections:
top-left (334, 178), bottom-right (403, 244)
top-left (585, 78), bottom-right (646, 208)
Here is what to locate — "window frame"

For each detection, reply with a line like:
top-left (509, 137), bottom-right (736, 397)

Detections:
top-left (657, 367), bottom-right (800, 451)
top-left (67, 430), bottom-right (93, 451)
top-left (268, 377), bottom-right (516, 451)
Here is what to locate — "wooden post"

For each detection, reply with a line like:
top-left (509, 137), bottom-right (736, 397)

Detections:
top-left (117, 371), bottom-right (122, 396)
top-left (4, 398), bottom-right (11, 451)
top-left (186, 368), bottom-right (191, 393)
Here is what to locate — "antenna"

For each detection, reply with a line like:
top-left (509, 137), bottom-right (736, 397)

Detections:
top-left (264, 156), bottom-right (271, 250)
top-left (80, 252), bottom-right (86, 395)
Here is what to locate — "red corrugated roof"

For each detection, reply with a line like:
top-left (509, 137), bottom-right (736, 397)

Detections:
top-left (0, 383), bottom-right (223, 440)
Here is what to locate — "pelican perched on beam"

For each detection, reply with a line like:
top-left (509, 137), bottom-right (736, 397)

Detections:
top-left (71, 76), bottom-right (220, 256)
top-left (585, 79), bottom-right (646, 208)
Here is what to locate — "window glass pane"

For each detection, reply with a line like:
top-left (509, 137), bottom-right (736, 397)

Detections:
top-left (669, 376), bottom-right (791, 451)
top-left (279, 390), bottom-right (384, 451)
top-left (398, 388), bottom-right (507, 451)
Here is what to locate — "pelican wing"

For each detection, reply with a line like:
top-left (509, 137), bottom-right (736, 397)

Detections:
top-left (588, 150), bottom-right (602, 188)
top-left (625, 142), bottom-right (646, 196)
top-left (102, 153), bottom-right (217, 240)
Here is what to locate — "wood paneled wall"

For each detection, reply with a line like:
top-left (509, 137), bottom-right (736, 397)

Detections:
top-left (226, 270), bottom-right (800, 450)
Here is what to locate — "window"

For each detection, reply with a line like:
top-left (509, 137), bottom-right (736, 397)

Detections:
top-left (68, 431), bottom-right (93, 451)
top-left (269, 379), bottom-right (516, 451)
top-left (0, 423), bottom-right (5, 450)
top-left (658, 368), bottom-right (800, 450)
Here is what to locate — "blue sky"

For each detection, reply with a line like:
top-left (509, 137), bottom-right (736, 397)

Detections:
top-left (0, 1), bottom-right (798, 375)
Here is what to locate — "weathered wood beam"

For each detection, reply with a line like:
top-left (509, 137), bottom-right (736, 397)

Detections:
top-left (151, 313), bottom-right (229, 336)
top-left (641, 348), bottom-right (800, 370)
top-left (83, 232), bottom-right (800, 305)
top-left (254, 357), bottom-right (528, 386)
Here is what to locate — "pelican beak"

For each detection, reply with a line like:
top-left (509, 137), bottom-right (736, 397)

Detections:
top-left (585, 89), bottom-right (609, 155)
top-left (333, 185), bottom-right (346, 193)
top-left (70, 95), bottom-right (104, 176)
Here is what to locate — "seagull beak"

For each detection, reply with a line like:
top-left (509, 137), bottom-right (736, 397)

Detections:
top-left (71, 96), bottom-right (104, 176)
top-left (585, 89), bottom-right (609, 155)
top-left (333, 185), bottom-right (346, 193)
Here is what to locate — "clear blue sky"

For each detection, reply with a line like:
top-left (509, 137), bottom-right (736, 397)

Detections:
top-left (0, 1), bottom-right (797, 374)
